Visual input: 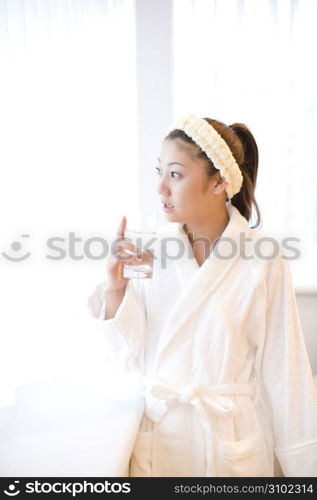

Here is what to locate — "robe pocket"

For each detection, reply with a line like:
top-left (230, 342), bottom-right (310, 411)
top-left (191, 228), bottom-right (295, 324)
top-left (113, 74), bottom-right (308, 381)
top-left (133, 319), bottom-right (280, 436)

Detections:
top-left (129, 431), bottom-right (153, 477)
top-left (216, 431), bottom-right (271, 477)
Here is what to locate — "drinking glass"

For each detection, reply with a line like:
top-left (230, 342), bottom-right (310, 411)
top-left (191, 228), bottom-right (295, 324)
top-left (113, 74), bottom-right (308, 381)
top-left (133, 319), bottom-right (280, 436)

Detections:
top-left (123, 211), bottom-right (157, 279)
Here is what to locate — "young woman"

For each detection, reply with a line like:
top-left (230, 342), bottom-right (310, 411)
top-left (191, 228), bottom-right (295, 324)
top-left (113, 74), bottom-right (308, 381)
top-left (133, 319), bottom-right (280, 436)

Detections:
top-left (88, 115), bottom-right (317, 477)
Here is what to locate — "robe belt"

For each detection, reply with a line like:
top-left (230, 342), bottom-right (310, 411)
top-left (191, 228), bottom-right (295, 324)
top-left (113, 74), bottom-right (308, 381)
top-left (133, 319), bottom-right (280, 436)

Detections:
top-left (140, 376), bottom-right (257, 476)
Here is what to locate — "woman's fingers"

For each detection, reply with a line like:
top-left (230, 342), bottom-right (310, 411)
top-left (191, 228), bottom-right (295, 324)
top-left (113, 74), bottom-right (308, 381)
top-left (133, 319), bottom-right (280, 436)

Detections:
top-left (105, 217), bottom-right (131, 286)
top-left (117, 216), bottom-right (127, 239)
top-left (106, 216), bottom-right (145, 283)
top-left (115, 240), bottom-right (140, 258)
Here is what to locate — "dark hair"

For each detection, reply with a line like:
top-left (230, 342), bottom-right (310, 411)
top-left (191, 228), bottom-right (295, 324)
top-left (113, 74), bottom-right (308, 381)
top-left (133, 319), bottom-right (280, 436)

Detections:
top-left (164, 117), bottom-right (261, 229)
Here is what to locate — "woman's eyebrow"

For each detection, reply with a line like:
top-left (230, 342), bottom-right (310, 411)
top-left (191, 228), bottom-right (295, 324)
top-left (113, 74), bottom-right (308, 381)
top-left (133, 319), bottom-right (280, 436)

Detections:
top-left (157, 157), bottom-right (186, 167)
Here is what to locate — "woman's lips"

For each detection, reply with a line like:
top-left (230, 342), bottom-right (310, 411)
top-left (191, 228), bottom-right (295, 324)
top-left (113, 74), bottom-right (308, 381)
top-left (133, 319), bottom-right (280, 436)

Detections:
top-left (162, 202), bottom-right (174, 212)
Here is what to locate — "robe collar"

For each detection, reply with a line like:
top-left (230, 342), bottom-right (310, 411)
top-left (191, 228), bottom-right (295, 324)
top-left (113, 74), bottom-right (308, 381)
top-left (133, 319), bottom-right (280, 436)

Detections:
top-left (153, 202), bottom-right (251, 369)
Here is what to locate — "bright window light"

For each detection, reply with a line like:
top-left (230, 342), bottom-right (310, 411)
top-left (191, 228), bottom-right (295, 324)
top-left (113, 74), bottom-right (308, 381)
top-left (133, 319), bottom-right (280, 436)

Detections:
top-left (172, 0), bottom-right (317, 288)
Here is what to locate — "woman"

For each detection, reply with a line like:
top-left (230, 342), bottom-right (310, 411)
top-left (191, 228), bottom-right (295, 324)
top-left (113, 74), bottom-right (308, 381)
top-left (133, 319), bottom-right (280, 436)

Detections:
top-left (88, 115), bottom-right (317, 477)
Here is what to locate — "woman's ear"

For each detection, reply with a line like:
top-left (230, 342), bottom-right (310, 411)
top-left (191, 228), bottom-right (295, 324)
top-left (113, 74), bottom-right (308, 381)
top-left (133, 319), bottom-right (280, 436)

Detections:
top-left (213, 174), bottom-right (228, 195)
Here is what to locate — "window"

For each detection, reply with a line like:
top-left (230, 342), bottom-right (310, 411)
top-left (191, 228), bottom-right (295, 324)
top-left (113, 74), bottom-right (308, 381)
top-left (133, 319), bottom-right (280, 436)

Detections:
top-left (173, 0), bottom-right (317, 288)
top-left (0, 0), bottom-right (138, 405)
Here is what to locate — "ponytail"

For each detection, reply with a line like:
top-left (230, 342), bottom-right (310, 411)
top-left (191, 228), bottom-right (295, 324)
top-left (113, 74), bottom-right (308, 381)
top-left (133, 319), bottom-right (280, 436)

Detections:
top-left (229, 123), bottom-right (261, 229)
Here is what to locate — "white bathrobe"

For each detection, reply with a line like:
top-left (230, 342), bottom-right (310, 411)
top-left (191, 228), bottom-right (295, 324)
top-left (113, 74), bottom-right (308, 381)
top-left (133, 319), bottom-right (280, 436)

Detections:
top-left (87, 202), bottom-right (317, 477)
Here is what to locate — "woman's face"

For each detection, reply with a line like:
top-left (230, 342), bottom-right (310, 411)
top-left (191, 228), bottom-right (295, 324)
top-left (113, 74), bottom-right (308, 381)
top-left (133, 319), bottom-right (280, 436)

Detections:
top-left (156, 138), bottom-right (223, 224)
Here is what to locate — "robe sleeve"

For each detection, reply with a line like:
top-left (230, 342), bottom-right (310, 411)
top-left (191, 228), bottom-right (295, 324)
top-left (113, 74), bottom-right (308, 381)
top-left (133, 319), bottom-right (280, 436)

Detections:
top-left (260, 255), bottom-right (317, 477)
top-left (86, 279), bottom-right (146, 373)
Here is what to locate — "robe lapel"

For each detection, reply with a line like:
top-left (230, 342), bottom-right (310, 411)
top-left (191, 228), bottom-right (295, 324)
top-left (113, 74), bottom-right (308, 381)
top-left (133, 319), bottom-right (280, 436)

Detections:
top-left (153, 203), bottom-right (250, 370)
top-left (173, 223), bottom-right (200, 286)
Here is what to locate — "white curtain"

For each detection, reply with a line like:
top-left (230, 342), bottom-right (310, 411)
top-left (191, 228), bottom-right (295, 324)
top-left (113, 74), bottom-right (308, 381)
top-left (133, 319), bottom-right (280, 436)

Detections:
top-left (0, 0), bottom-right (138, 406)
top-left (173, 0), bottom-right (317, 288)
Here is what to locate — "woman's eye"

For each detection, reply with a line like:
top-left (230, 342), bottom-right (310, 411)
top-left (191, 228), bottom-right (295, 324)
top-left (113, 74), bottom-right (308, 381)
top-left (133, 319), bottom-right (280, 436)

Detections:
top-left (154, 167), bottom-right (181, 178)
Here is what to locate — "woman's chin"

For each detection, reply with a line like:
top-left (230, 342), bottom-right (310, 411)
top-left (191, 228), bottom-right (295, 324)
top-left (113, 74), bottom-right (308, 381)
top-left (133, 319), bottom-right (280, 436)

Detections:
top-left (163, 210), bottom-right (181, 222)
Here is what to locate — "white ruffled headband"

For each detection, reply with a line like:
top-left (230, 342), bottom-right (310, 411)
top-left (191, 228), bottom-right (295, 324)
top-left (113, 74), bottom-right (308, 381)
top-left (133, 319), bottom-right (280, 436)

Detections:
top-left (166, 114), bottom-right (243, 199)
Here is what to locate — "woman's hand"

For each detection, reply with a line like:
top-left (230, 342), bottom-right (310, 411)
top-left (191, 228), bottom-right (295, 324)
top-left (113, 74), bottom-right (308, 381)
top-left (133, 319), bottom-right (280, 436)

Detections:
top-left (105, 216), bottom-right (141, 292)
top-left (104, 216), bottom-right (154, 319)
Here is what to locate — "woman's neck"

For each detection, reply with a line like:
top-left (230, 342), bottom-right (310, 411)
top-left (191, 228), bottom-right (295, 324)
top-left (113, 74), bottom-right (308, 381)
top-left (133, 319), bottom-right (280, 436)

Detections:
top-left (183, 206), bottom-right (230, 265)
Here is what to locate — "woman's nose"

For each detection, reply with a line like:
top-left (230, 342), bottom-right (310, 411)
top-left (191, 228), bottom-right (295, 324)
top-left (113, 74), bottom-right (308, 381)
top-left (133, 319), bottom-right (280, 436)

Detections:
top-left (157, 176), bottom-right (170, 197)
